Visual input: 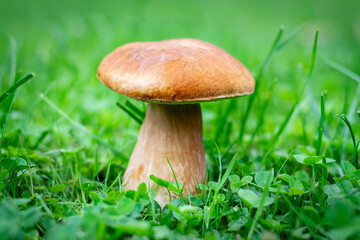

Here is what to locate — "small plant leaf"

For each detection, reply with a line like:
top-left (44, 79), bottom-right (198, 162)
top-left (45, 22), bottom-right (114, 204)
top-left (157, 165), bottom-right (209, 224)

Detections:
top-left (228, 175), bottom-right (240, 184)
top-left (255, 171), bottom-right (272, 188)
top-left (50, 184), bottom-right (66, 193)
top-left (293, 155), bottom-right (335, 165)
top-left (242, 175), bottom-right (253, 183)
top-left (343, 161), bottom-right (356, 176)
top-left (324, 185), bottom-right (342, 197)
top-left (228, 208), bottom-right (249, 231)
top-left (289, 187), bottom-right (306, 196)
top-left (238, 189), bottom-right (274, 208)
top-left (326, 201), bottom-right (352, 227)
top-left (150, 175), bottom-right (182, 193)
top-left (21, 206), bottom-right (42, 228)
top-left (117, 198), bottom-right (135, 216)
top-left (336, 180), bottom-right (353, 195)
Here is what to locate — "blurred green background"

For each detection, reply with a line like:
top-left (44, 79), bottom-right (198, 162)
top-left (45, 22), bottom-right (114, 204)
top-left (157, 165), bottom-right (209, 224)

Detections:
top-left (0, 0), bottom-right (359, 159)
top-left (1, 2), bottom-right (360, 238)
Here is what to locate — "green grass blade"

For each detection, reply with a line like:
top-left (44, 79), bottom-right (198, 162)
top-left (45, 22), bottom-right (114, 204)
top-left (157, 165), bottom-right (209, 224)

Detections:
top-left (116, 101), bottom-right (144, 125)
top-left (40, 94), bottom-right (128, 161)
top-left (265, 30), bottom-right (319, 155)
top-left (245, 79), bottom-right (278, 151)
top-left (264, 100), bottom-right (296, 156)
top-left (337, 114), bottom-right (358, 167)
top-left (322, 57), bottom-right (360, 119)
top-left (9, 35), bottom-right (16, 85)
top-left (247, 173), bottom-right (271, 240)
top-left (238, 27), bottom-right (284, 144)
top-left (104, 158), bottom-right (112, 190)
top-left (337, 114), bottom-right (357, 151)
top-left (212, 141), bottom-right (222, 182)
top-left (239, 25), bottom-right (303, 144)
top-left (125, 100), bottom-right (145, 118)
top-left (282, 195), bottom-right (327, 238)
top-left (149, 175), bottom-right (182, 194)
top-left (0, 73), bottom-right (35, 103)
top-left (215, 99), bottom-right (236, 142)
top-left (275, 25), bottom-right (304, 50)
top-left (165, 154), bottom-right (185, 202)
top-left (322, 57), bottom-right (360, 84)
top-left (321, 55), bottom-right (360, 161)
top-left (251, 25), bottom-right (284, 77)
top-left (1, 37), bottom-right (18, 148)
top-left (36, 194), bottom-right (54, 218)
top-left (148, 187), bottom-right (157, 220)
top-left (0, 98), bottom-right (14, 148)
top-left (109, 171), bottom-right (122, 189)
top-left (316, 91), bottom-right (325, 155)
top-left (31, 119), bottom-right (61, 149)
top-left (215, 152), bottom-right (238, 193)
top-left (307, 30), bottom-right (319, 79)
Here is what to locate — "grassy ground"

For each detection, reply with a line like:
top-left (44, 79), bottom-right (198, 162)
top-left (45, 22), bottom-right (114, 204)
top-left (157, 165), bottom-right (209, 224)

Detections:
top-left (1, 0), bottom-right (360, 239)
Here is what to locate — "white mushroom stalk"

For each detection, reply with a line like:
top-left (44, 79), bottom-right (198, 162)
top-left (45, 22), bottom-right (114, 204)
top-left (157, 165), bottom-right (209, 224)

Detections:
top-left (123, 103), bottom-right (205, 206)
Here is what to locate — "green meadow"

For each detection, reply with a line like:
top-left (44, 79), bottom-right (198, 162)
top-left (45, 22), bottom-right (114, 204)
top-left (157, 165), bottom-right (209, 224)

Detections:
top-left (1, 0), bottom-right (360, 239)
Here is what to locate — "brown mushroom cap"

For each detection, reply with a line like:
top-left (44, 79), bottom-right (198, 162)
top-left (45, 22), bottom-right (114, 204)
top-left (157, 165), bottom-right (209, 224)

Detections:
top-left (97, 38), bottom-right (255, 103)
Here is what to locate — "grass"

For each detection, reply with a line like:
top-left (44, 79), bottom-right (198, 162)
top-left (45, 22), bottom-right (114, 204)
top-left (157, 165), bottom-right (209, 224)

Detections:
top-left (1, 0), bottom-right (360, 239)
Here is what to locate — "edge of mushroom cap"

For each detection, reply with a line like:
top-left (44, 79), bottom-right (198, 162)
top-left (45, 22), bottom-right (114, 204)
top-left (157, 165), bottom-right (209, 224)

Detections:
top-left (97, 38), bottom-right (255, 103)
top-left (114, 89), bottom-right (255, 104)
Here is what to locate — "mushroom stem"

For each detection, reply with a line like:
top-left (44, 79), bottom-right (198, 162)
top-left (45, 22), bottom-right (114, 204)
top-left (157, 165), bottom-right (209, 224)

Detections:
top-left (123, 103), bottom-right (206, 206)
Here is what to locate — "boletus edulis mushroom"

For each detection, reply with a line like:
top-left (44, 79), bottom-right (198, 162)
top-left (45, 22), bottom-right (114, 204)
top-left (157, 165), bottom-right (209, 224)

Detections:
top-left (97, 38), bottom-right (255, 207)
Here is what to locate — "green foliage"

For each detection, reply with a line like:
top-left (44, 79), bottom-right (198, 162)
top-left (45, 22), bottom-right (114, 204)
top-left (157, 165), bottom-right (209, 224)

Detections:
top-left (1, 0), bottom-right (360, 239)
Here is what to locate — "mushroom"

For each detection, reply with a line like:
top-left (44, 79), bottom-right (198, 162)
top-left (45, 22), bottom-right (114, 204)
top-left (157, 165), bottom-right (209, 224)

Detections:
top-left (97, 38), bottom-right (255, 207)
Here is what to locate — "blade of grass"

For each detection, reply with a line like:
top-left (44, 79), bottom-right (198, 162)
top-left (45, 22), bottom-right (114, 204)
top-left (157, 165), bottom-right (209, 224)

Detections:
top-left (76, 157), bottom-right (86, 204)
top-left (165, 154), bottom-right (185, 202)
top-left (247, 173), bottom-right (271, 240)
top-left (94, 147), bottom-right (100, 183)
top-left (116, 101), bottom-right (144, 125)
top-left (206, 153), bottom-right (238, 229)
top-left (215, 152), bottom-right (238, 193)
top-left (275, 25), bottom-right (304, 51)
top-left (265, 30), bottom-right (319, 156)
top-left (322, 57), bottom-right (360, 161)
top-left (31, 119), bottom-right (61, 149)
top-left (245, 78), bottom-right (278, 151)
top-left (282, 195), bottom-right (328, 239)
top-left (251, 25), bottom-right (285, 76)
top-left (343, 84), bottom-right (360, 161)
top-left (0, 73), bottom-right (35, 103)
top-left (36, 194), bottom-right (54, 218)
top-left (321, 155), bottom-right (327, 194)
top-left (40, 94), bottom-right (128, 161)
top-left (1, 36), bottom-right (17, 148)
top-left (215, 98), bottom-right (236, 141)
top-left (148, 187), bottom-right (157, 220)
top-left (104, 158), bottom-right (112, 191)
top-left (213, 141), bottom-right (222, 182)
top-left (165, 154), bottom-right (180, 189)
top-left (125, 100), bottom-right (145, 118)
top-left (337, 114), bottom-right (358, 167)
top-left (322, 57), bottom-right (360, 84)
top-left (9, 35), bottom-right (16, 86)
top-left (239, 25), bottom-right (303, 144)
top-left (238, 26), bottom-right (284, 144)
top-left (0, 97), bottom-right (15, 148)
top-left (109, 171), bottom-right (122, 189)
top-left (316, 91), bottom-right (325, 155)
